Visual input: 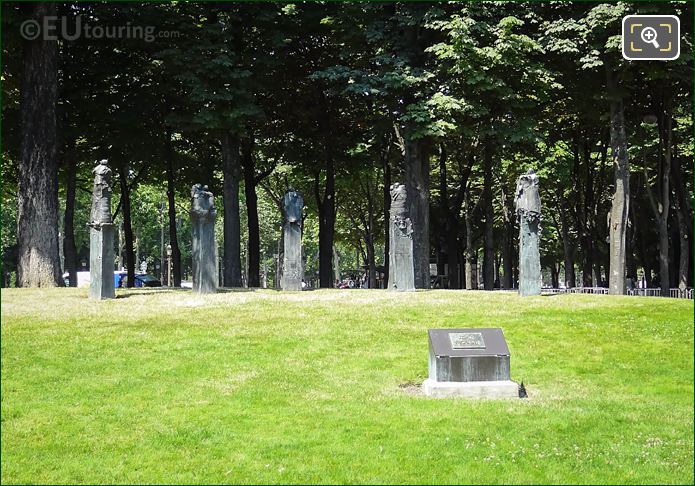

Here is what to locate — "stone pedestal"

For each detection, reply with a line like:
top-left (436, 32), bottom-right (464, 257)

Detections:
top-left (515, 170), bottom-right (541, 296)
top-left (281, 222), bottom-right (303, 291)
top-left (422, 379), bottom-right (519, 398)
top-left (191, 218), bottom-right (217, 293)
top-left (388, 183), bottom-right (415, 291)
top-left (89, 224), bottom-right (115, 300)
top-left (280, 190), bottom-right (304, 291)
top-left (518, 217), bottom-right (541, 296)
top-left (423, 328), bottom-right (519, 399)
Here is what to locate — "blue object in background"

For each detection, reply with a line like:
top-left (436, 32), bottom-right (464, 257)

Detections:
top-left (114, 271), bottom-right (127, 288)
top-left (113, 271), bottom-right (161, 288)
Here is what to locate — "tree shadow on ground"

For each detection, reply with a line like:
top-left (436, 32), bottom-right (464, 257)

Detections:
top-left (116, 288), bottom-right (189, 298)
top-left (215, 288), bottom-right (257, 293)
top-left (115, 287), bottom-right (318, 298)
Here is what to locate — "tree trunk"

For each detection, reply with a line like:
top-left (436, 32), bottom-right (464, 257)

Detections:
top-left (404, 127), bottom-right (430, 289)
top-left (482, 141), bottom-right (495, 290)
top-left (671, 150), bottom-right (691, 290)
top-left (607, 69), bottom-right (629, 295)
top-left (275, 231), bottom-right (283, 290)
top-left (17, 3), bottom-right (62, 287)
top-left (643, 97), bottom-right (672, 297)
top-left (500, 185), bottom-right (513, 289)
top-left (165, 129), bottom-right (181, 287)
top-left (450, 152), bottom-right (475, 289)
top-left (317, 158), bottom-right (336, 288)
top-left (580, 242), bottom-right (594, 286)
top-left (437, 144), bottom-right (452, 288)
top-left (551, 262), bottom-right (559, 289)
top-left (557, 191), bottom-right (575, 288)
top-left (366, 230), bottom-right (376, 288)
top-left (464, 195), bottom-right (475, 290)
top-left (435, 238), bottom-right (446, 278)
top-left (669, 218), bottom-right (678, 288)
top-left (593, 252), bottom-right (603, 286)
top-left (438, 144), bottom-right (463, 289)
top-left (242, 136), bottom-right (261, 287)
top-left (118, 164), bottom-right (135, 288)
top-left (626, 193), bottom-right (638, 283)
top-left (657, 113), bottom-right (671, 297)
top-left (573, 134), bottom-right (594, 286)
top-left (383, 154), bottom-right (391, 288)
top-left (365, 182), bottom-right (377, 289)
top-left (62, 140), bottom-right (78, 287)
top-left (222, 132), bottom-right (242, 287)
top-left (446, 217), bottom-right (460, 289)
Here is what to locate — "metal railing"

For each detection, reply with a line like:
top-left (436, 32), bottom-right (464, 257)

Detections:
top-left (543, 287), bottom-right (610, 295)
top-left (538, 287), bottom-right (693, 299)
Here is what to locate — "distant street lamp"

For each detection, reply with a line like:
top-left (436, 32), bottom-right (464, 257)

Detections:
top-left (166, 244), bottom-right (172, 287)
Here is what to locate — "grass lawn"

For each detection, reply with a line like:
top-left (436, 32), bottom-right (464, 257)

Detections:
top-left (1, 288), bottom-right (693, 484)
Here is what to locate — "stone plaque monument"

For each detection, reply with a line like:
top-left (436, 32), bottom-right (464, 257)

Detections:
top-left (388, 183), bottom-right (415, 291)
top-left (88, 160), bottom-right (115, 300)
top-left (515, 169), bottom-right (541, 296)
top-left (422, 328), bottom-right (519, 398)
top-left (190, 184), bottom-right (218, 294)
top-left (280, 189), bottom-right (304, 291)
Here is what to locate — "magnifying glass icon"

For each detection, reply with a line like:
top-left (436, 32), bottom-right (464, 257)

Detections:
top-left (640, 27), bottom-right (660, 49)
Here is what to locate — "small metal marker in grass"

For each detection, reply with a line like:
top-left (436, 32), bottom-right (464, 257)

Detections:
top-left (422, 328), bottom-right (521, 398)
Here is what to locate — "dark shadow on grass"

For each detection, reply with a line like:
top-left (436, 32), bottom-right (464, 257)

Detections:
top-left (116, 288), bottom-right (190, 298)
top-left (116, 287), bottom-right (324, 297)
top-left (234, 287), bottom-right (318, 292)
top-left (215, 287), bottom-right (259, 293)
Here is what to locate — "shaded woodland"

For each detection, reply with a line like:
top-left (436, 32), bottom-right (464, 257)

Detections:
top-left (2, 2), bottom-right (693, 296)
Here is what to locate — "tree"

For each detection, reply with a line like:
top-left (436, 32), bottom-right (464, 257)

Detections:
top-left (17, 3), bottom-right (62, 287)
top-left (430, 6), bottom-right (553, 289)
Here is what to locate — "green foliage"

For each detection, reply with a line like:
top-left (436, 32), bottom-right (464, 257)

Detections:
top-left (1, 2), bottom-right (692, 289)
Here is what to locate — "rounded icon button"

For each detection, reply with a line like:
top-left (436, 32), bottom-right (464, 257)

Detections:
top-left (622, 15), bottom-right (680, 61)
top-left (20, 19), bottom-right (41, 40)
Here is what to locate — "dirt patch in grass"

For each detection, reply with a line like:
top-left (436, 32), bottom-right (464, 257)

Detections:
top-left (398, 380), bottom-right (424, 396)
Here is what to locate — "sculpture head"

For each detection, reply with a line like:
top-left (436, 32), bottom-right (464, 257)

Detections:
top-left (515, 169), bottom-right (541, 217)
top-left (390, 182), bottom-right (408, 215)
top-left (90, 160), bottom-right (112, 225)
top-left (93, 159), bottom-right (112, 180)
top-left (191, 183), bottom-right (215, 215)
top-left (390, 183), bottom-right (406, 199)
top-left (282, 189), bottom-right (304, 224)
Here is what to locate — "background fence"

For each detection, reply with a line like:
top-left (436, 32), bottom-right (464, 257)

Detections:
top-left (538, 287), bottom-right (693, 299)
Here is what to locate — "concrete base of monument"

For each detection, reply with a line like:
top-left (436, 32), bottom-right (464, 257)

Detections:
top-left (422, 378), bottom-right (519, 398)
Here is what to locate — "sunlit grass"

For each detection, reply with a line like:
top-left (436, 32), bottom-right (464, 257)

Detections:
top-left (2, 288), bottom-right (693, 484)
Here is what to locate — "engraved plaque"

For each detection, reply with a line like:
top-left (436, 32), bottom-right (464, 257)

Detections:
top-left (449, 332), bottom-right (485, 349)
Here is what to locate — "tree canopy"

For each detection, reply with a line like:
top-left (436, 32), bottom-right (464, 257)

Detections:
top-left (2, 1), bottom-right (692, 294)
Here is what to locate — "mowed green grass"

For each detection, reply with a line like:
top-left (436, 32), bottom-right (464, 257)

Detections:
top-left (1, 288), bottom-right (693, 484)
